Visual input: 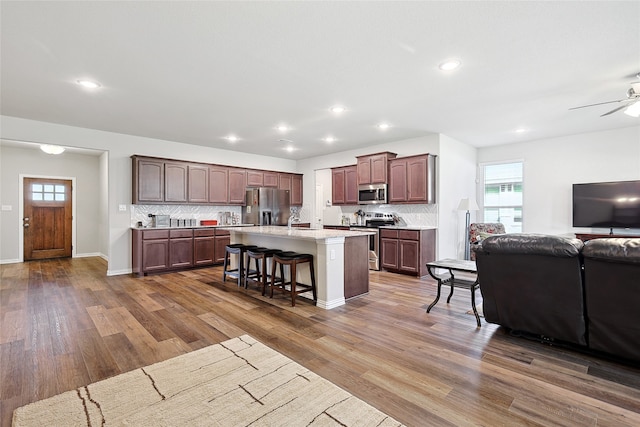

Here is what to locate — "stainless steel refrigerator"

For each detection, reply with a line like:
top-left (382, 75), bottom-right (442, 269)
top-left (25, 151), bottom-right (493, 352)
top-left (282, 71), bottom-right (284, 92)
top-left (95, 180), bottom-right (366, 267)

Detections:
top-left (242, 188), bottom-right (291, 226)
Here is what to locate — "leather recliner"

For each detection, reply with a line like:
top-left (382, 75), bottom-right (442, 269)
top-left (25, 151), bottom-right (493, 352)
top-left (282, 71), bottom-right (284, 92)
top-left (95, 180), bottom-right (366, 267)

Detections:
top-left (474, 233), bottom-right (587, 346)
top-left (582, 238), bottom-right (640, 362)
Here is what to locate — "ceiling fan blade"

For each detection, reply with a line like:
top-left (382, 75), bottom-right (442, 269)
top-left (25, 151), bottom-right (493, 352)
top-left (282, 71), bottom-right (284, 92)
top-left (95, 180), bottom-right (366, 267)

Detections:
top-left (569, 99), bottom-right (625, 110)
top-left (600, 104), bottom-right (629, 117)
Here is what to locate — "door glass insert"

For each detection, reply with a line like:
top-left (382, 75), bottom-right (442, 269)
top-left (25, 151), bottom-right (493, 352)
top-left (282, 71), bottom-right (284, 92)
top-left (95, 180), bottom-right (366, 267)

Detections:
top-left (32, 183), bottom-right (66, 202)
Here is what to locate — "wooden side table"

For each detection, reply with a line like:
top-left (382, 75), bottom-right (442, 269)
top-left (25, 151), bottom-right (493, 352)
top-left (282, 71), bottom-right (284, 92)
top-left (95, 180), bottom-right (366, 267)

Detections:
top-left (426, 258), bottom-right (481, 327)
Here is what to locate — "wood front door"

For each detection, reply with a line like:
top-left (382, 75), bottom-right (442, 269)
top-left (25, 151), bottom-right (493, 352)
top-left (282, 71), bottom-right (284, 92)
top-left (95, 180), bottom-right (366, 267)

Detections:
top-left (23, 178), bottom-right (73, 260)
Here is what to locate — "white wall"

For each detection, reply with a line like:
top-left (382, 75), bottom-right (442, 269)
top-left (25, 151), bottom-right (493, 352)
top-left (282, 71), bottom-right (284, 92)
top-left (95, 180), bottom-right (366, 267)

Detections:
top-left (1, 115), bottom-right (297, 274)
top-left (99, 151), bottom-right (109, 259)
top-left (477, 125), bottom-right (640, 236)
top-left (0, 144), bottom-right (102, 262)
top-left (438, 134), bottom-right (478, 258)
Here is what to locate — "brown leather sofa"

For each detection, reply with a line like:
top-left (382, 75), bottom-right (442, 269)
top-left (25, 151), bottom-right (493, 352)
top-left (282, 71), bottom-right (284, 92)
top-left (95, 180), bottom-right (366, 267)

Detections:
top-left (582, 238), bottom-right (640, 362)
top-left (474, 234), bottom-right (587, 346)
top-left (475, 234), bottom-right (640, 363)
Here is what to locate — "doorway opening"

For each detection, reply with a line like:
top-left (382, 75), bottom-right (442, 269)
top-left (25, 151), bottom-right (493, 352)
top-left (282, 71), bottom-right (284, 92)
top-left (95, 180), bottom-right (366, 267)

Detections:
top-left (21, 176), bottom-right (75, 261)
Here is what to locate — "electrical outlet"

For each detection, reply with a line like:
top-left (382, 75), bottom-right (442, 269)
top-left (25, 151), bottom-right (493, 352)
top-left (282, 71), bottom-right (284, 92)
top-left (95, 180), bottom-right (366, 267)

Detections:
top-left (330, 249), bottom-right (336, 260)
top-left (118, 204), bottom-right (127, 212)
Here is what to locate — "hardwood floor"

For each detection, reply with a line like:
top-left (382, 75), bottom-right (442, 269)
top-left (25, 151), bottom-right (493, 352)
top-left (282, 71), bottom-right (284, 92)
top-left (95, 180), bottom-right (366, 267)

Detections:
top-left (2, 257), bottom-right (640, 426)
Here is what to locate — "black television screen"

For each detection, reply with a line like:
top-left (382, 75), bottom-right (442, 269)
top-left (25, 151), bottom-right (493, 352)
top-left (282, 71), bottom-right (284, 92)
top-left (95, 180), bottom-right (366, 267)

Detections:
top-left (573, 180), bottom-right (640, 229)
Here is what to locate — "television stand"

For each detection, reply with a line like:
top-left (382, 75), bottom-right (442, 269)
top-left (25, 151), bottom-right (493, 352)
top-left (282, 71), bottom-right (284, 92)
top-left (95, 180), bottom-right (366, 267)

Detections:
top-left (575, 233), bottom-right (640, 242)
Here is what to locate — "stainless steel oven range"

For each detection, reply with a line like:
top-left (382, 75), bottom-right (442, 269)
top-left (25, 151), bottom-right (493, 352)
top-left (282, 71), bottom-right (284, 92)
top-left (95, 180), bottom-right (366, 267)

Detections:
top-left (350, 212), bottom-right (395, 270)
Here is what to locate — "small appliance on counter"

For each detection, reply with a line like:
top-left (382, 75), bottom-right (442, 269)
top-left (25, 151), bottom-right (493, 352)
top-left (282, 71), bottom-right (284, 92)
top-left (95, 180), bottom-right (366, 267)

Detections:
top-left (219, 211), bottom-right (241, 225)
top-left (149, 214), bottom-right (170, 228)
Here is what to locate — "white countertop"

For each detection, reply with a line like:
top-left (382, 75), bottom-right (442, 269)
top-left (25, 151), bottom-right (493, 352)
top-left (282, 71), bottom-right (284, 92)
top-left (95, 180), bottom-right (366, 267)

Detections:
top-left (132, 224), bottom-right (255, 230)
top-left (379, 225), bottom-right (438, 230)
top-left (219, 225), bottom-right (375, 240)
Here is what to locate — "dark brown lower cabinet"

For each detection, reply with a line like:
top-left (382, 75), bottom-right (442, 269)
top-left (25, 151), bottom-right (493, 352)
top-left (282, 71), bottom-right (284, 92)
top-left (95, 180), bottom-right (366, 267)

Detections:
top-left (194, 229), bottom-right (216, 266)
top-left (141, 232), bottom-right (169, 274)
top-left (214, 230), bottom-right (231, 264)
top-left (380, 228), bottom-right (436, 277)
top-left (133, 227), bottom-right (229, 276)
top-left (169, 229), bottom-right (194, 268)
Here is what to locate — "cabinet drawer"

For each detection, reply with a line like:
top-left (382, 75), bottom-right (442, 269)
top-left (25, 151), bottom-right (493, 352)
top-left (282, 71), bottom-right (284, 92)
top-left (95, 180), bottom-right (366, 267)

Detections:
top-left (215, 229), bottom-right (230, 236)
top-left (380, 229), bottom-right (398, 239)
top-left (399, 230), bottom-right (420, 240)
top-left (170, 229), bottom-right (193, 238)
top-left (194, 228), bottom-right (215, 237)
top-left (142, 229), bottom-right (170, 240)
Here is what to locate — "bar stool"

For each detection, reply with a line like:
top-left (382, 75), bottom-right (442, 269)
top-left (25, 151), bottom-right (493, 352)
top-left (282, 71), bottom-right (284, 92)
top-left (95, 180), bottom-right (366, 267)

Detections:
top-left (222, 244), bottom-right (258, 287)
top-left (245, 248), bottom-right (283, 295)
top-left (270, 252), bottom-right (317, 306)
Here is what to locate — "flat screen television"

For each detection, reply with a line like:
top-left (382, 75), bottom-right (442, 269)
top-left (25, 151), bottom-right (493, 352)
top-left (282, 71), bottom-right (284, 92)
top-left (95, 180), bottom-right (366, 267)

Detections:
top-left (572, 180), bottom-right (640, 230)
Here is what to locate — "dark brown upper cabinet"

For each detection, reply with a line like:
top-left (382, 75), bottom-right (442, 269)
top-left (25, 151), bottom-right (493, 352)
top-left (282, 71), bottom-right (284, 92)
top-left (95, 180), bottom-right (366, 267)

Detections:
top-left (264, 171), bottom-right (279, 187)
top-left (188, 164), bottom-right (209, 203)
top-left (332, 165), bottom-right (358, 205)
top-left (356, 152), bottom-right (397, 185)
top-left (132, 157), bottom-right (165, 203)
top-left (388, 154), bottom-right (436, 204)
top-left (291, 174), bottom-right (303, 206)
top-left (209, 165), bottom-right (229, 204)
top-left (228, 167), bottom-right (247, 205)
top-left (132, 155), bottom-right (302, 206)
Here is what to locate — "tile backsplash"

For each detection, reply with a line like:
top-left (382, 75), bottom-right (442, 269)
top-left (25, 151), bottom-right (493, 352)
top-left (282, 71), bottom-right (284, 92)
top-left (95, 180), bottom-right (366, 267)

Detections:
top-left (131, 205), bottom-right (243, 227)
top-left (131, 203), bottom-right (435, 228)
top-left (339, 204), bottom-right (438, 227)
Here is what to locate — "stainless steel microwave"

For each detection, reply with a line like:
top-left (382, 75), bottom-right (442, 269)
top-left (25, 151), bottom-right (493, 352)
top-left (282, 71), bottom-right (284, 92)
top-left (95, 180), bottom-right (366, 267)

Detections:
top-left (358, 184), bottom-right (387, 205)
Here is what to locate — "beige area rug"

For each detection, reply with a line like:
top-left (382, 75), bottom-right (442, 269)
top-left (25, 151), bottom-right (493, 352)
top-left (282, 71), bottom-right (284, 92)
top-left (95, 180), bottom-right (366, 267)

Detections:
top-left (13, 335), bottom-right (403, 426)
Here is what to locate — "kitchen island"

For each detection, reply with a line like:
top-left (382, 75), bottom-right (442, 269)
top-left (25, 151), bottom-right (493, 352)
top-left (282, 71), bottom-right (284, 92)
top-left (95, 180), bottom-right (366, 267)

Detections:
top-left (221, 226), bottom-right (374, 309)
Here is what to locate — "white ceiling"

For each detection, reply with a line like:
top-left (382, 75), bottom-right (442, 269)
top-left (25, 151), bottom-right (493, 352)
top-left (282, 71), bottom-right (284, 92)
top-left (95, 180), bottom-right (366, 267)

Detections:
top-left (1, 1), bottom-right (639, 160)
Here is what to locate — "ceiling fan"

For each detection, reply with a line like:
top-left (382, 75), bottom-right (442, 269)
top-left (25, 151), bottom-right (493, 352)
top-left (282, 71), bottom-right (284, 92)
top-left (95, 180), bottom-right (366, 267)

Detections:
top-left (569, 81), bottom-right (640, 117)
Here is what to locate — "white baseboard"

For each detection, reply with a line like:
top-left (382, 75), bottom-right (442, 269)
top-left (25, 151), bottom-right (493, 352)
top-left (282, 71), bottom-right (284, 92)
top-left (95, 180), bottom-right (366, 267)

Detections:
top-left (316, 298), bottom-right (346, 310)
top-left (107, 268), bottom-right (132, 276)
top-left (0, 258), bottom-right (21, 265)
top-left (74, 252), bottom-right (103, 258)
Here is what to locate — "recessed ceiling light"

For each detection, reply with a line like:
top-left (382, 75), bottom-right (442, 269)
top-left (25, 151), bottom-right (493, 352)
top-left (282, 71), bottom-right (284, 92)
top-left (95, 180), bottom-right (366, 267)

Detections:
top-left (225, 135), bottom-right (239, 142)
top-left (438, 59), bottom-right (461, 71)
top-left (330, 105), bottom-right (346, 114)
top-left (324, 136), bottom-right (336, 143)
top-left (276, 125), bottom-right (289, 132)
top-left (283, 145), bottom-right (296, 152)
top-left (76, 79), bottom-right (101, 89)
top-left (377, 123), bottom-right (391, 130)
top-left (40, 144), bottom-right (65, 155)
top-left (515, 128), bottom-right (528, 133)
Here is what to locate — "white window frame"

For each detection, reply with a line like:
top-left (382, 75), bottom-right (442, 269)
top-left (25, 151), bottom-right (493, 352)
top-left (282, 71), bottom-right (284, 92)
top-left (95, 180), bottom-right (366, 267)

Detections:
top-left (477, 159), bottom-right (524, 232)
